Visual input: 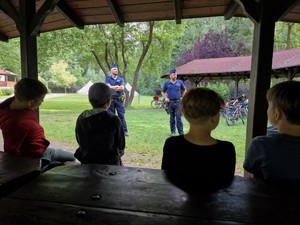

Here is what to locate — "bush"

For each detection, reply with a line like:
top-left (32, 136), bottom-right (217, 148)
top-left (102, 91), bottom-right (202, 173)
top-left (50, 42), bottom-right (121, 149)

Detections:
top-left (228, 81), bottom-right (249, 98)
top-left (207, 82), bottom-right (230, 99)
top-left (0, 88), bottom-right (13, 96)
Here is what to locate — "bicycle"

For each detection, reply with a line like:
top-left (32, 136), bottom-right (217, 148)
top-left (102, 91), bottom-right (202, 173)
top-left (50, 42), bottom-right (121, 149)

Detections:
top-left (224, 103), bottom-right (245, 126)
top-left (151, 96), bottom-right (167, 109)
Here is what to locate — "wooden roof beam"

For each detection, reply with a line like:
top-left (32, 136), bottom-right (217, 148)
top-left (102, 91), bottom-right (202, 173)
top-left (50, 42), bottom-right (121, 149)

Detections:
top-left (0, 0), bottom-right (21, 30)
top-left (56, 0), bottom-right (84, 29)
top-left (173, 0), bottom-right (182, 24)
top-left (224, 0), bottom-right (240, 20)
top-left (106, 0), bottom-right (125, 27)
top-left (274, 0), bottom-right (300, 22)
top-left (235, 0), bottom-right (260, 23)
top-left (0, 33), bottom-right (8, 42)
top-left (30, 0), bottom-right (61, 36)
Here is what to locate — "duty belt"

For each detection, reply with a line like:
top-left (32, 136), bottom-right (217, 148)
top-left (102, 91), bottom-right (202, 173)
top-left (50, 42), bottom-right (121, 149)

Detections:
top-left (169, 99), bottom-right (180, 103)
top-left (113, 95), bottom-right (125, 102)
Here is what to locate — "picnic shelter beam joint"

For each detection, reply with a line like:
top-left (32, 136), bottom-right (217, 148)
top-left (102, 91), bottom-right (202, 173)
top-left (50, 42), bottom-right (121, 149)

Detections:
top-left (0, 33), bottom-right (8, 42)
top-left (235, 0), bottom-right (260, 23)
top-left (274, 0), bottom-right (300, 22)
top-left (173, 0), bottom-right (182, 24)
top-left (56, 0), bottom-right (84, 29)
top-left (224, 0), bottom-right (240, 20)
top-left (106, 0), bottom-right (125, 27)
top-left (30, 0), bottom-right (61, 37)
top-left (0, 0), bottom-right (21, 30)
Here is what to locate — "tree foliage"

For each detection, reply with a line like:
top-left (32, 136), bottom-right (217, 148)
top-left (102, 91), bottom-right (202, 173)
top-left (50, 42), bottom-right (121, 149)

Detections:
top-left (48, 60), bottom-right (77, 93)
top-left (0, 38), bottom-right (21, 78)
top-left (5, 17), bottom-right (300, 102)
top-left (82, 21), bottom-right (182, 105)
top-left (177, 30), bottom-right (251, 65)
top-left (274, 22), bottom-right (300, 50)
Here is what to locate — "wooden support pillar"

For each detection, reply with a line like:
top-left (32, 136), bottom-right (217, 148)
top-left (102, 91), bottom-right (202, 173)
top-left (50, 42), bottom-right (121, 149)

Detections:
top-left (19, 0), bottom-right (38, 79)
top-left (236, 0), bottom-right (300, 177)
top-left (234, 76), bottom-right (239, 98)
top-left (246, 6), bottom-right (274, 148)
top-left (243, 2), bottom-right (275, 177)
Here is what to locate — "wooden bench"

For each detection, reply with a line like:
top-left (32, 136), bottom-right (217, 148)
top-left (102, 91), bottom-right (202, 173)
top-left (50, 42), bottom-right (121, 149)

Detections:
top-left (0, 151), bottom-right (41, 198)
top-left (0, 164), bottom-right (300, 224)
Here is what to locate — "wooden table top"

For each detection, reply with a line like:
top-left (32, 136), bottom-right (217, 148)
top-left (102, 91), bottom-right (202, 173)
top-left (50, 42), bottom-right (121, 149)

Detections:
top-left (0, 151), bottom-right (41, 197)
top-left (1, 164), bottom-right (300, 225)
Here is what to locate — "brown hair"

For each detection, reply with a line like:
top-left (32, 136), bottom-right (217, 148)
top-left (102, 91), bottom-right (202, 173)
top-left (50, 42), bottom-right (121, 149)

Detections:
top-left (180, 87), bottom-right (224, 123)
top-left (266, 81), bottom-right (300, 125)
top-left (14, 78), bottom-right (48, 101)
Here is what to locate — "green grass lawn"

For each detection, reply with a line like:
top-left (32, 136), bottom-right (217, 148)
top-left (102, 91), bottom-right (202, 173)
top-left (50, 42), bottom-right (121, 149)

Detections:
top-left (39, 94), bottom-right (247, 175)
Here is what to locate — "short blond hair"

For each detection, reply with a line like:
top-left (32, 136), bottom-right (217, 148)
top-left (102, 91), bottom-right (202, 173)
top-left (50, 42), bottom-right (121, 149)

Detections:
top-left (266, 81), bottom-right (300, 125)
top-left (180, 87), bottom-right (224, 123)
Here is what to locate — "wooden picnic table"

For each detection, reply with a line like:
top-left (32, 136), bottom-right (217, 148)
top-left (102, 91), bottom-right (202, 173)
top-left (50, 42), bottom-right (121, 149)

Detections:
top-left (1, 164), bottom-right (300, 224)
top-left (0, 151), bottom-right (40, 198)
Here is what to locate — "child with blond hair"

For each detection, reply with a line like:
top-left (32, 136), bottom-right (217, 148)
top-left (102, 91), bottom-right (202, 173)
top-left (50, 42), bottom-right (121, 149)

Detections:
top-left (244, 81), bottom-right (300, 181)
top-left (161, 87), bottom-right (236, 189)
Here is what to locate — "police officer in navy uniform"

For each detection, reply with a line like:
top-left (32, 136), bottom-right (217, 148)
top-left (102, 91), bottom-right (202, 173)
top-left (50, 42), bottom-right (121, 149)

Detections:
top-left (105, 64), bottom-right (129, 136)
top-left (162, 68), bottom-right (186, 136)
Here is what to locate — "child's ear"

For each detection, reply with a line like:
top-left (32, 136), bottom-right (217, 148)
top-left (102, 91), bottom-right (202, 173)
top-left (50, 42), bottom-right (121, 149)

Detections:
top-left (27, 100), bottom-right (35, 108)
top-left (211, 113), bottom-right (220, 124)
top-left (274, 108), bottom-right (283, 121)
top-left (105, 99), bottom-right (111, 109)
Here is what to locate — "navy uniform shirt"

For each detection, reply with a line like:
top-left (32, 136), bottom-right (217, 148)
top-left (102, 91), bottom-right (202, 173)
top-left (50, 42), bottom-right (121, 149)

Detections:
top-left (162, 80), bottom-right (186, 100)
top-left (105, 76), bottom-right (125, 97)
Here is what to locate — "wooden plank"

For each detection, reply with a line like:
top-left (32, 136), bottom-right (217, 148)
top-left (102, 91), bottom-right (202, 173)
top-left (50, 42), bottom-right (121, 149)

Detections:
top-left (0, 198), bottom-right (248, 225)
top-left (0, 151), bottom-right (40, 197)
top-left (6, 165), bottom-right (300, 225)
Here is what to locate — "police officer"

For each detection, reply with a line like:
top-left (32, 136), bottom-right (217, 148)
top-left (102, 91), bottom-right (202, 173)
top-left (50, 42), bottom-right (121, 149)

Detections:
top-left (162, 68), bottom-right (186, 136)
top-left (105, 64), bottom-right (129, 136)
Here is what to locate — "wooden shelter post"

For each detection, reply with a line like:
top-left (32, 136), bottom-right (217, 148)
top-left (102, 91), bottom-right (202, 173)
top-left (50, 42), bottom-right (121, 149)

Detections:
top-left (234, 76), bottom-right (239, 97)
top-left (19, 0), bottom-right (38, 79)
top-left (238, 0), bottom-right (300, 177)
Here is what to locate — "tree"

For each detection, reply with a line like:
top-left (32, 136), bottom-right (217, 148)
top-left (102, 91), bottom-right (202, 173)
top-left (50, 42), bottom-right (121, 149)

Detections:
top-left (178, 30), bottom-right (250, 65)
top-left (48, 60), bottom-right (77, 93)
top-left (274, 22), bottom-right (300, 50)
top-left (0, 38), bottom-right (21, 78)
top-left (172, 17), bottom-right (253, 66)
top-left (82, 21), bottom-right (182, 106)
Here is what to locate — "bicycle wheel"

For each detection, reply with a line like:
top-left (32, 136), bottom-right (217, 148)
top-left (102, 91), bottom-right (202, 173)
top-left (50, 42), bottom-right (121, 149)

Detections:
top-left (162, 100), bottom-right (168, 108)
top-left (239, 113), bottom-right (245, 124)
top-left (225, 112), bottom-right (236, 126)
top-left (151, 100), bottom-right (162, 109)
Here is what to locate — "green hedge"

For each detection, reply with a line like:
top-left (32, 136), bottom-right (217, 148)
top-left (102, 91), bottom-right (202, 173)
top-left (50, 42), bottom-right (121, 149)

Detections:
top-left (0, 88), bottom-right (13, 96)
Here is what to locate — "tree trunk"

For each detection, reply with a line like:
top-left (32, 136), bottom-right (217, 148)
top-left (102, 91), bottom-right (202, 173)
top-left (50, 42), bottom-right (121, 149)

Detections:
top-left (286, 23), bottom-right (294, 49)
top-left (128, 21), bottom-right (155, 105)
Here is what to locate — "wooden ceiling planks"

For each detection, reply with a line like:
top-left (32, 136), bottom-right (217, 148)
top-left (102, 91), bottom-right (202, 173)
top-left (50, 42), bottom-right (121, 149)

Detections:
top-left (1, 0), bottom-right (300, 40)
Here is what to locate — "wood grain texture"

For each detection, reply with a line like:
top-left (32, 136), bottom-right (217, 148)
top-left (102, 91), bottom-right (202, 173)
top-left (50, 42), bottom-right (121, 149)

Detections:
top-left (2, 164), bottom-right (300, 224)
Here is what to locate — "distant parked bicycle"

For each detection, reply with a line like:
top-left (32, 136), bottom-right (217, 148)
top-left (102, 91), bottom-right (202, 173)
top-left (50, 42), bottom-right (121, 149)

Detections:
top-left (223, 94), bottom-right (248, 126)
top-left (151, 96), bottom-right (167, 109)
top-left (224, 103), bottom-right (245, 126)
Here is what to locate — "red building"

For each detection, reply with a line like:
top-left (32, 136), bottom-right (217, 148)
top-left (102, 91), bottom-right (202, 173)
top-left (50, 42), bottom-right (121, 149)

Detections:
top-left (0, 69), bottom-right (17, 87)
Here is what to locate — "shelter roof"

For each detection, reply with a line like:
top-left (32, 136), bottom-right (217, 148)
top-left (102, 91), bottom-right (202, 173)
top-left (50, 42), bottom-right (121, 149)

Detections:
top-left (161, 48), bottom-right (300, 80)
top-left (1, 0), bottom-right (300, 41)
top-left (0, 69), bottom-right (16, 76)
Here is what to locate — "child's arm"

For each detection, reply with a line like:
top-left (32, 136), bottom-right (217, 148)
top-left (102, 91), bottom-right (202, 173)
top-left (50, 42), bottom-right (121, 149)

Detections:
top-left (23, 126), bottom-right (50, 158)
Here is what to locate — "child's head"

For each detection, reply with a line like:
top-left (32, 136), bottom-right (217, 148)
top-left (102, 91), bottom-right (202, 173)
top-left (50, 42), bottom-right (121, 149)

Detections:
top-left (14, 78), bottom-right (48, 102)
top-left (180, 87), bottom-right (224, 124)
top-left (88, 82), bottom-right (115, 108)
top-left (266, 81), bottom-right (300, 125)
